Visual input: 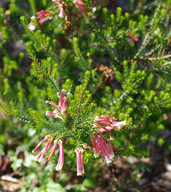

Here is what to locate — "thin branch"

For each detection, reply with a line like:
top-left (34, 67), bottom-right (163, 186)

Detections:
top-left (31, 55), bottom-right (58, 92)
top-left (111, 81), bottom-right (137, 105)
top-left (163, 61), bottom-right (171, 66)
top-left (129, 54), bottom-right (171, 63)
top-left (146, 54), bottom-right (171, 61)
top-left (134, 3), bottom-right (161, 58)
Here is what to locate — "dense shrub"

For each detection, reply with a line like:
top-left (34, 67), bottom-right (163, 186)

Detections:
top-left (0, 0), bottom-right (170, 191)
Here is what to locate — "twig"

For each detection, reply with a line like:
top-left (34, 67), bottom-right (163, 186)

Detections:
top-left (145, 54), bottom-right (171, 61)
top-left (112, 81), bottom-right (137, 105)
top-left (128, 54), bottom-right (171, 63)
top-left (93, 75), bottom-right (105, 95)
top-left (31, 55), bottom-right (58, 92)
top-left (163, 61), bottom-right (171, 65)
top-left (128, 121), bottom-right (142, 144)
top-left (134, 3), bottom-right (161, 58)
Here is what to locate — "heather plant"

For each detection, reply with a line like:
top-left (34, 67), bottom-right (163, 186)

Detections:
top-left (0, 0), bottom-right (171, 191)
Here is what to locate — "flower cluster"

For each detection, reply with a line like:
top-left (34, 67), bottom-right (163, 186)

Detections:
top-left (35, 0), bottom-right (87, 25)
top-left (33, 91), bottom-right (67, 171)
top-left (33, 91), bottom-right (126, 176)
top-left (91, 133), bottom-right (115, 163)
top-left (33, 135), bottom-right (64, 170)
top-left (83, 115), bottom-right (126, 164)
top-left (28, 0), bottom-right (94, 33)
top-left (46, 90), bottom-right (68, 121)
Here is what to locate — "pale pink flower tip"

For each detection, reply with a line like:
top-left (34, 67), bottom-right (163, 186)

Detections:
top-left (112, 120), bottom-right (126, 130)
top-left (28, 22), bottom-right (36, 31)
top-left (75, 148), bottom-right (85, 176)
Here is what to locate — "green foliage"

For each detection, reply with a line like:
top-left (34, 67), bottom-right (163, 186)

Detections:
top-left (73, 37), bottom-right (90, 71)
top-left (0, 0), bottom-right (171, 190)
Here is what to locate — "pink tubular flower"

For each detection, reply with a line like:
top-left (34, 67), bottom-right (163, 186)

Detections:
top-left (46, 90), bottom-right (68, 120)
top-left (97, 124), bottom-right (114, 140)
top-left (54, 0), bottom-right (64, 18)
top-left (95, 115), bottom-right (126, 132)
top-left (96, 136), bottom-right (112, 164)
top-left (83, 132), bottom-right (115, 164)
top-left (34, 136), bottom-right (53, 162)
top-left (45, 139), bottom-right (58, 164)
top-left (83, 114), bottom-right (125, 164)
top-left (32, 135), bottom-right (49, 153)
top-left (93, 134), bottom-right (114, 163)
top-left (91, 136), bottom-right (100, 157)
top-left (73, 0), bottom-right (87, 20)
top-left (33, 137), bottom-right (65, 171)
top-left (55, 140), bottom-right (64, 171)
top-left (75, 148), bottom-right (85, 176)
top-left (59, 90), bottom-right (67, 114)
top-left (95, 115), bottom-right (117, 126)
top-left (98, 132), bottom-right (114, 159)
top-left (37, 10), bottom-right (52, 24)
